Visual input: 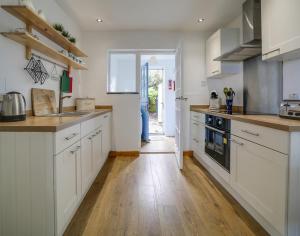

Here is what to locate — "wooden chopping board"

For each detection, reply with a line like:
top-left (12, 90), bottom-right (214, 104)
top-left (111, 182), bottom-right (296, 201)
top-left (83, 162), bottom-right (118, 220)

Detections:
top-left (32, 88), bottom-right (57, 116)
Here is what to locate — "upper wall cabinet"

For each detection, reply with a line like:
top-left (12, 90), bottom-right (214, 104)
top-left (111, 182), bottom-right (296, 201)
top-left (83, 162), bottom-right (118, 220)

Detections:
top-left (206, 28), bottom-right (240, 78)
top-left (262, 0), bottom-right (300, 61)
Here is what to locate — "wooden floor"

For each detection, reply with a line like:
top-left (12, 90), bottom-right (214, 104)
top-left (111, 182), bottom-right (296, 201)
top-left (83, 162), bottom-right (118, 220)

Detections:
top-left (64, 154), bottom-right (269, 236)
top-left (141, 135), bottom-right (175, 153)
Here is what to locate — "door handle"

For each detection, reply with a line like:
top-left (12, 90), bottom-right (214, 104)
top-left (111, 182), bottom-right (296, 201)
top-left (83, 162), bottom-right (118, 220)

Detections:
top-left (176, 96), bottom-right (188, 101)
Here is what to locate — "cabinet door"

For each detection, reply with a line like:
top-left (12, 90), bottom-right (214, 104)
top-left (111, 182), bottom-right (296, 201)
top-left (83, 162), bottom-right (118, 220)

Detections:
top-left (199, 123), bottom-right (205, 155)
top-left (230, 136), bottom-right (288, 235)
top-left (262, 0), bottom-right (300, 60)
top-left (81, 134), bottom-right (94, 195)
top-left (191, 121), bottom-right (201, 156)
top-left (92, 129), bottom-right (102, 173)
top-left (102, 113), bottom-right (112, 162)
top-left (55, 142), bottom-right (81, 236)
top-left (206, 31), bottom-right (221, 77)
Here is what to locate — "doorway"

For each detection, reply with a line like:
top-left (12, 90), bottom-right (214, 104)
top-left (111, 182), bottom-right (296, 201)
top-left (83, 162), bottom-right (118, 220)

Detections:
top-left (140, 54), bottom-right (176, 153)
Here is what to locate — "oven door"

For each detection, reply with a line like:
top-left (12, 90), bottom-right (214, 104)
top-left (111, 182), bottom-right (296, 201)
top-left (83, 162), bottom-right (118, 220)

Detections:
top-left (205, 126), bottom-right (230, 172)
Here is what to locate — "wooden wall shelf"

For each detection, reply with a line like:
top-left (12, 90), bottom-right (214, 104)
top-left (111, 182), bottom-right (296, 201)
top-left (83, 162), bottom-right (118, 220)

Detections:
top-left (1, 5), bottom-right (87, 58)
top-left (1, 32), bottom-right (87, 70)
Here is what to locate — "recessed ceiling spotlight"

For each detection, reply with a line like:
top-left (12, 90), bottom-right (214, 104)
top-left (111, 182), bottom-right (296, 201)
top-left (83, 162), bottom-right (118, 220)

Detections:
top-left (96, 18), bottom-right (103, 23)
top-left (197, 18), bottom-right (205, 23)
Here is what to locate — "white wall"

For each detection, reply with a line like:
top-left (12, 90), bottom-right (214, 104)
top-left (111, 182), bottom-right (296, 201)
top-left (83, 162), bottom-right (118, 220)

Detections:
top-left (0, 0), bottom-right (82, 108)
top-left (81, 30), bottom-right (209, 151)
top-left (207, 15), bottom-right (244, 106)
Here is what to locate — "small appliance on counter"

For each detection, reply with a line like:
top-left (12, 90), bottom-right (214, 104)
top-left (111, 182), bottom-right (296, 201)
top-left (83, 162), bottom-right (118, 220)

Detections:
top-left (209, 91), bottom-right (221, 111)
top-left (76, 98), bottom-right (95, 112)
top-left (0, 91), bottom-right (26, 122)
top-left (279, 101), bottom-right (300, 119)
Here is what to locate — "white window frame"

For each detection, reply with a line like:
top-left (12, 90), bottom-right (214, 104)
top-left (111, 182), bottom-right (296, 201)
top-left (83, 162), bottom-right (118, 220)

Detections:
top-left (107, 49), bottom-right (176, 94)
top-left (107, 50), bottom-right (140, 94)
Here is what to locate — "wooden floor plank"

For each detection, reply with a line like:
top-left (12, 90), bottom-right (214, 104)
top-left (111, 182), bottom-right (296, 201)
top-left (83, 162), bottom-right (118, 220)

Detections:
top-left (64, 154), bottom-right (269, 236)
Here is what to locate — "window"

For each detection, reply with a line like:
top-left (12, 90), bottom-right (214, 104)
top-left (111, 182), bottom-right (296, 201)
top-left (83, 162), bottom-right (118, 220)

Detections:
top-left (108, 53), bottom-right (138, 93)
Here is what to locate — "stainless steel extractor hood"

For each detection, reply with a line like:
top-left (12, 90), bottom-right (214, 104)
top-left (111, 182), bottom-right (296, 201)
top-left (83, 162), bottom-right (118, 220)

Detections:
top-left (215, 0), bottom-right (261, 62)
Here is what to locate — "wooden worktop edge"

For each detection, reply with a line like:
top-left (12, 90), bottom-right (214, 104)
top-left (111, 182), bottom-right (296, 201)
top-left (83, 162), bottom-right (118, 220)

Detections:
top-left (0, 109), bottom-right (112, 132)
top-left (190, 107), bottom-right (300, 132)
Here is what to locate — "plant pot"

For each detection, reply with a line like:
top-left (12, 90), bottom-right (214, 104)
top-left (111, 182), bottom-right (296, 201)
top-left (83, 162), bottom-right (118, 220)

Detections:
top-left (226, 99), bottom-right (233, 114)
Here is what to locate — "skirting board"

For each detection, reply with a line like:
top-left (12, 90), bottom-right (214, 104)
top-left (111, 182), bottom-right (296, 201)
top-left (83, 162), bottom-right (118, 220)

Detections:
top-left (109, 150), bottom-right (193, 158)
top-left (109, 151), bottom-right (140, 157)
top-left (183, 150), bottom-right (193, 157)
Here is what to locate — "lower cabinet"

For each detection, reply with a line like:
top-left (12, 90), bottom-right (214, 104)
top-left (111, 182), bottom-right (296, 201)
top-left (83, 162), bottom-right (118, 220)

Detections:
top-left (81, 134), bottom-right (94, 195)
top-left (102, 113), bottom-right (112, 161)
top-left (230, 135), bottom-right (288, 235)
top-left (191, 120), bottom-right (205, 160)
top-left (55, 141), bottom-right (82, 236)
top-left (92, 128), bottom-right (103, 175)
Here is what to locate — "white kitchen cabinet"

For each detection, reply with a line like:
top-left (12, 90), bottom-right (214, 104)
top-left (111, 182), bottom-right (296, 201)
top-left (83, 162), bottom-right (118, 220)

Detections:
top-left (81, 134), bottom-right (94, 195)
top-left (102, 113), bottom-right (111, 163)
top-left (230, 135), bottom-right (288, 235)
top-left (262, 0), bottom-right (300, 61)
top-left (191, 120), bottom-right (205, 158)
top-left (206, 28), bottom-right (240, 78)
top-left (0, 112), bottom-right (112, 236)
top-left (92, 128), bottom-right (103, 173)
top-left (55, 141), bottom-right (82, 236)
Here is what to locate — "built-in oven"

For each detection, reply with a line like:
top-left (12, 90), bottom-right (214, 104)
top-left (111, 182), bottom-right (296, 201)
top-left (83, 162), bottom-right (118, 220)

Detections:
top-left (205, 114), bottom-right (231, 172)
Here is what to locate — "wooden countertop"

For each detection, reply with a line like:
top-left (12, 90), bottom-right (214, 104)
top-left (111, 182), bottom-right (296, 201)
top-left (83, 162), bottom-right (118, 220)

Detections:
top-left (0, 109), bottom-right (112, 132)
top-left (191, 107), bottom-right (300, 132)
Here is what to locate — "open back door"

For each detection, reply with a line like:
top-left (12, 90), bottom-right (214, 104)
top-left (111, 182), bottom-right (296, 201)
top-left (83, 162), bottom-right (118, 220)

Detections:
top-left (175, 45), bottom-right (184, 169)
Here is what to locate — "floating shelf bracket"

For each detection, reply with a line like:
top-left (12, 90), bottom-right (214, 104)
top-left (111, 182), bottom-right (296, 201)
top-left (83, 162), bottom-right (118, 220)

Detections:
top-left (25, 24), bottom-right (32, 60)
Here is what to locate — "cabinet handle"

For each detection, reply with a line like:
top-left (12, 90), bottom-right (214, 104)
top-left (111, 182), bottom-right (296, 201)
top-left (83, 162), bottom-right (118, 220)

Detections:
top-left (263, 48), bottom-right (280, 56)
top-left (70, 146), bottom-right (81, 154)
top-left (231, 139), bottom-right (244, 146)
top-left (241, 129), bottom-right (259, 137)
top-left (193, 138), bottom-right (199, 143)
top-left (65, 133), bottom-right (79, 141)
top-left (212, 70), bottom-right (219, 74)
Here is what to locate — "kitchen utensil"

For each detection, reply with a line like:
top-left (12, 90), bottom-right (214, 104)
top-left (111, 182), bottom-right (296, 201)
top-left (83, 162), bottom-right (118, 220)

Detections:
top-left (0, 91), bottom-right (26, 122)
top-left (25, 57), bottom-right (49, 85)
top-left (31, 88), bottom-right (57, 116)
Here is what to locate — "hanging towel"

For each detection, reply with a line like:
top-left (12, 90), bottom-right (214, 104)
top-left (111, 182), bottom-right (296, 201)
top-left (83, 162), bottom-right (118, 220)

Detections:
top-left (61, 70), bottom-right (70, 93)
top-left (61, 70), bottom-right (74, 93)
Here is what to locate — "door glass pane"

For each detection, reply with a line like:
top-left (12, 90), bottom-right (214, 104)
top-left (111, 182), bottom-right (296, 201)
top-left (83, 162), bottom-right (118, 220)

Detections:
top-left (108, 53), bottom-right (136, 93)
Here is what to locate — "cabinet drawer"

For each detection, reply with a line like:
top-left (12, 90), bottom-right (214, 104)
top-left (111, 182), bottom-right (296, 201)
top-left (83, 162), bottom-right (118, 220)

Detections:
top-left (81, 116), bottom-right (102, 137)
top-left (55, 124), bottom-right (81, 154)
top-left (191, 112), bottom-right (205, 123)
top-left (231, 120), bottom-right (289, 154)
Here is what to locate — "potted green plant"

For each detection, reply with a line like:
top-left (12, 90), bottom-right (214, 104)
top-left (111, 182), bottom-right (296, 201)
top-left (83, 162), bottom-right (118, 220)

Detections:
top-left (53, 23), bottom-right (64, 32)
top-left (69, 37), bottom-right (76, 44)
top-left (61, 30), bottom-right (70, 38)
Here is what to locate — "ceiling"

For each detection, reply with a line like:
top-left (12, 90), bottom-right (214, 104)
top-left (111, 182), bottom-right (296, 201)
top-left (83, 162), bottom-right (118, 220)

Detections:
top-left (57, 0), bottom-right (243, 31)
